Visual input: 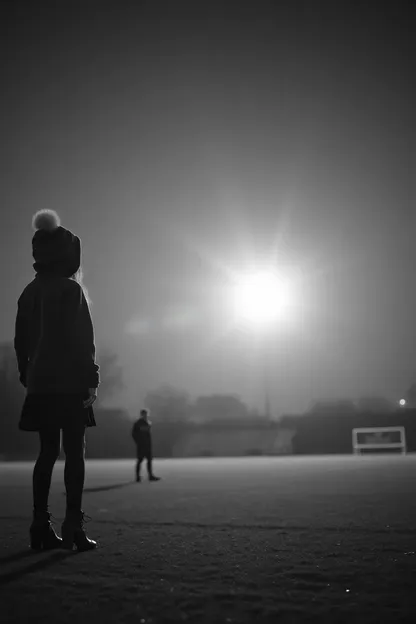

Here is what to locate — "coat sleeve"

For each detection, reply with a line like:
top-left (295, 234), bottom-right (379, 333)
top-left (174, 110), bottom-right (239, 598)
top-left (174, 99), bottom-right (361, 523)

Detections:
top-left (65, 282), bottom-right (100, 389)
top-left (14, 295), bottom-right (28, 387)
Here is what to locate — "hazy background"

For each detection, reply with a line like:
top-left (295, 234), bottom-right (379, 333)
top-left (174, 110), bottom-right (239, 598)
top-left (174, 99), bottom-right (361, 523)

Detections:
top-left (1, 0), bottom-right (414, 416)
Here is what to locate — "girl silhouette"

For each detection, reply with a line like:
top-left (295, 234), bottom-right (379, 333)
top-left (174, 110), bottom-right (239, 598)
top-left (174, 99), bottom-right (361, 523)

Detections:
top-left (14, 210), bottom-right (99, 551)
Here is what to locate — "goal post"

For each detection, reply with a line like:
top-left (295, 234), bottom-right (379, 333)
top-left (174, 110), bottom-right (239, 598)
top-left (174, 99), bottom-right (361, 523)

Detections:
top-left (352, 426), bottom-right (406, 455)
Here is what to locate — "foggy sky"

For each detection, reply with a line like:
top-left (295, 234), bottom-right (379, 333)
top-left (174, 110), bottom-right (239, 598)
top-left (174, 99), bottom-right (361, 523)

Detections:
top-left (1, 0), bottom-right (414, 416)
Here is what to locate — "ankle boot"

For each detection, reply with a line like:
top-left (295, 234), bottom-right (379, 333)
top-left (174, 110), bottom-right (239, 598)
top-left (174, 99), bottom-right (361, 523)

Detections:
top-left (30, 511), bottom-right (62, 550)
top-left (61, 511), bottom-right (97, 552)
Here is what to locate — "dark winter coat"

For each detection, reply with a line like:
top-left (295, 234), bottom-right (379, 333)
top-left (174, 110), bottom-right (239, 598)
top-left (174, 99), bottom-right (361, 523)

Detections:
top-left (132, 418), bottom-right (152, 452)
top-left (14, 274), bottom-right (99, 395)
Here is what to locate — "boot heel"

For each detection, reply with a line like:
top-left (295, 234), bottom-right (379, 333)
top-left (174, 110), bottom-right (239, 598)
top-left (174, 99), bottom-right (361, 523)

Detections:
top-left (29, 513), bottom-right (62, 550)
top-left (73, 529), bottom-right (97, 552)
top-left (29, 529), bottom-right (42, 550)
top-left (61, 512), bottom-right (97, 552)
top-left (61, 525), bottom-right (75, 550)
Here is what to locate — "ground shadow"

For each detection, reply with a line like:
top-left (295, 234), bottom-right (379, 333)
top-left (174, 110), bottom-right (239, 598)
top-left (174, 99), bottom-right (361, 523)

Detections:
top-left (82, 481), bottom-right (136, 493)
top-left (0, 549), bottom-right (36, 566)
top-left (0, 550), bottom-right (74, 586)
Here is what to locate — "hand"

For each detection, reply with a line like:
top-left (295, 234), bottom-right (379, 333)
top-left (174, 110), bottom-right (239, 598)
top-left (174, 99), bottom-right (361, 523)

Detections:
top-left (83, 388), bottom-right (97, 408)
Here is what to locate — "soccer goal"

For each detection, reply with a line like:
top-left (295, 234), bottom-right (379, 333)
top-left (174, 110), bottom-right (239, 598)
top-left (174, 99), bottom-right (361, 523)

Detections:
top-left (352, 427), bottom-right (407, 455)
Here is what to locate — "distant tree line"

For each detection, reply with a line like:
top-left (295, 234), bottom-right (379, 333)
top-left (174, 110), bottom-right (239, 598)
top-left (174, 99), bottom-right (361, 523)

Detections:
top-left (0, 341), bottom-right (270, 460)
top-left (1, 340), bottom-right (416, 459)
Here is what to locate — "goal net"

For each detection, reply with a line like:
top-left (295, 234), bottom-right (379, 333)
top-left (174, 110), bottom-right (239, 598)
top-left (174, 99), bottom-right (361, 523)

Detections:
top-left (352, 426), bottom-right (406, 455)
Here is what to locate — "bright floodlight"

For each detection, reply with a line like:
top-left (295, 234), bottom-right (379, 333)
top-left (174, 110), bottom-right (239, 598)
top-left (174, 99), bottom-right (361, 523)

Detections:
top-left (399, 399), bottom-right (406, 406)
top-left (232, 270), bottom-right (294, 326)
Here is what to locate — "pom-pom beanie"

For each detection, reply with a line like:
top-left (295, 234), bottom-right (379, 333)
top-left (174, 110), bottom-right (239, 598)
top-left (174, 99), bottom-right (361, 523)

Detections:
top-left (31, 210), bottom-right (81, 277)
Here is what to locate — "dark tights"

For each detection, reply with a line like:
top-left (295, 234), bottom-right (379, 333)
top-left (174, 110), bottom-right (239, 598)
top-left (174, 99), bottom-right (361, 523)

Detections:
top-left (33, 422), bottom-right (86, 514)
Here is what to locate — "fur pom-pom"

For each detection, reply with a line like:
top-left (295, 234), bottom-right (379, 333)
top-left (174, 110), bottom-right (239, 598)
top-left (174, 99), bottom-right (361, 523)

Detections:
top-left (32, 209), bottom-right (61, 232)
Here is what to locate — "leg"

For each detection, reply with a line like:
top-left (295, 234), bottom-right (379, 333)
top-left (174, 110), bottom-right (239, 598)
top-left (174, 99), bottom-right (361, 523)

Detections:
top-left (136, 454), bottom-right (144, 481)
top-left (30, 426), bottom-right (62, 549)
top-left (33, 427), bottom-right (61, 513)
top-left (62, 420), bottom-right (86, 513)
top-left (61, 418), bottom-right (96, 551)
top-left (147, 451), bottom-right (160, 481)
top-left (146, 455), bottom-right (153, 477)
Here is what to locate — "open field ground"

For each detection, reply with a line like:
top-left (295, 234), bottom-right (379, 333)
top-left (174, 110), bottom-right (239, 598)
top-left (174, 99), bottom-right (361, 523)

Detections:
top-left (1, 455), bottom-right (416, 623)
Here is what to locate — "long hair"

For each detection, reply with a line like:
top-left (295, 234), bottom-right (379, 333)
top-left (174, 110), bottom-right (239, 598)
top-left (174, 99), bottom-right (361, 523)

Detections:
top-left (71, 267), bottom-right (91, 307)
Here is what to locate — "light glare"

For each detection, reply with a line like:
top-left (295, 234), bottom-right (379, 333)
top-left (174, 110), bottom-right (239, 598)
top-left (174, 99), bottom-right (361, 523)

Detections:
top-left (232, 270), bottom-right (295, 326)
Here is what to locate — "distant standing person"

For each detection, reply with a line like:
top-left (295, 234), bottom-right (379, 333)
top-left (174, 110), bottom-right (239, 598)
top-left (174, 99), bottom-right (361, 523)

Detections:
top-left (14, 210), bottom-right (99, 551)
top-left (132, 409), bottom-right (160, 482)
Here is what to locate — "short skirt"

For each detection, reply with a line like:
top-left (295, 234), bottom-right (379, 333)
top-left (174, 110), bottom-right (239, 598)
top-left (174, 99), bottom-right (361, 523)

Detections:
top-left (19, 393), bottom-right (96, 432)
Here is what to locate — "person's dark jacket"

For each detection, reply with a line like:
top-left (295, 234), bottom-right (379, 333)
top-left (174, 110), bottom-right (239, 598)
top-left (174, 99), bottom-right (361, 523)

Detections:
top-left (14, 274), bottom-right (99, 394)
top-left (132, 418), bottom-right (152, 451)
